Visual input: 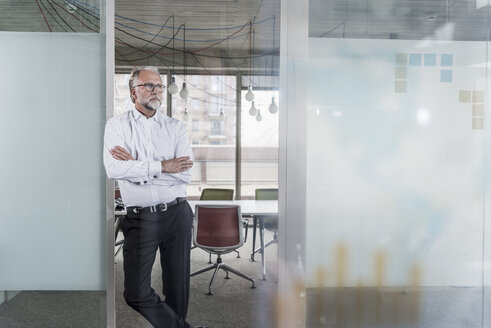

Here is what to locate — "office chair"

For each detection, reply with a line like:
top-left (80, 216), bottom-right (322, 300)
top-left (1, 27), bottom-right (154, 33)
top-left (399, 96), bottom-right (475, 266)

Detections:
top-left (191, 205), bottom-right (255, 295)
top-left (114, 189), bottom-right (125, 261)
top-left (197, 188), bottom-right (246, 262)
top-left (199, 188), bottom-right (249, 246)
top-left (199, 188), bottom-right (234, 201)
top-left (250, 188), bottom-right (278, 280)
top-left (114, 214), bottom-right (124, 259)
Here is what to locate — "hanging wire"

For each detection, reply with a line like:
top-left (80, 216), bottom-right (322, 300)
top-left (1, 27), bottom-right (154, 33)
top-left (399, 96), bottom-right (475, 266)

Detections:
top-left (116, 20), bottom-right (251, 43)
top-left (183, 24), bottom-right (186, 83)
top-left (189, 53), bottom-right (238, 92)
top-left (118, 15), bottom-right (174, 57)
top-left (35, 0), bottom-right (52, 31)
top-left (42, 0), bottom-right (243, 97)
top-left (115, 22), bottom-right (252, 61)
top-left (47, 0), bottom-right (75, 31)
top-left (58, 0), bottom-right (99, 29)
top-left (249, 21), bottom-right (252, 86)
top-left (51, 0), bottom-right (98, 32)
top-left (319, 20), bottom-right (345, 38)
top-left (52, 0), bottom-right (278, 98)
top-left (189, 96), bottom-right (235, 107)
top-left (252, 27), bottom-right (256, 88)
top-left (56, 0), bottom-right (276, 62)
top-left (65, 0), bottom-right (273, 31)
top-left (272, 16), bottom-right (275, 79)
top-left (172, 19), bottom-right (175, 76)
top-left (184, 79), bottom-right (236, 104)
top-left (39, 0), bottom-right (67, 32)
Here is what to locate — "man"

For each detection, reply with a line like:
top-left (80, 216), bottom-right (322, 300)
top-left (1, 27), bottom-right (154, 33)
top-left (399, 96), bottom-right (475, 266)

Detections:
top-left (104, 66), bottom-right (204, 328)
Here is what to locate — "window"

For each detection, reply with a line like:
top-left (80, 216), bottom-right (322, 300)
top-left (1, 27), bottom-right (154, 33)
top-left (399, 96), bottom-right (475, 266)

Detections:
top-left (191, 119), bottom-right (199, 132)
top-left (241, 82), bottom-right (279, 199)
top-left (172, 75), bottom-right (237, 199)
top-left (209, 119), bottom-right (225, 136)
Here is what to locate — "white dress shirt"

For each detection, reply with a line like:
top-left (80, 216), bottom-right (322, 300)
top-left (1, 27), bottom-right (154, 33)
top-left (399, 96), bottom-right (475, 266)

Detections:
top-left (103, 109), bottom-right (193, 207)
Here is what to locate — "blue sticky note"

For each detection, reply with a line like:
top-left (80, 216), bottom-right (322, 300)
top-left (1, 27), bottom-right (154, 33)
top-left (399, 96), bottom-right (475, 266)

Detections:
top-left (424, 54), bottom-right (437, 66)
top-left (409, 54), bottom-right (422, 66)
top-left (441, 54), bottom-right (453, 66)
top-left (440, 70), bottom-right (452, 83)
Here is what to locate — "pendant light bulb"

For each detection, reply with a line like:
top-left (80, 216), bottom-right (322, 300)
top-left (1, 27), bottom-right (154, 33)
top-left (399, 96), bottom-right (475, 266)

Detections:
top-left (245, 85), bottom-right (254, 102)
top-left (249, 101), bottom-right (257, 116)
top-left (268, 96), bottom-right (278, 114)
top-left (219, 108), bottom-right (225, 121)
top-left (180, 82), bottom-right (189, 99)
top-left (168, 76), bottom-right (179, 94)
top-left (256, 109), bottom-right (263, 122)
top-left (183, 108), bottom-right (189, 121)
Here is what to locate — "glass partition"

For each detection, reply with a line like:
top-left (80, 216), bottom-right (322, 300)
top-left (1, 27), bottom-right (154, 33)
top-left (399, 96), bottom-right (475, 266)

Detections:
top-left (284, 0), bottom-right (491, 327)
top-left (0, 1), bottom-right (108, 326)
top-left (1, 0), bottom-right (101, 33)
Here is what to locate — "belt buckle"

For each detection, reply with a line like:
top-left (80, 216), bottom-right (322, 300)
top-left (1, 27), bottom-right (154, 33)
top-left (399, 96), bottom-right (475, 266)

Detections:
top-left (161, 203), bottom-right (168, 212)
top-left (132, 207), bottom-right (139, 214)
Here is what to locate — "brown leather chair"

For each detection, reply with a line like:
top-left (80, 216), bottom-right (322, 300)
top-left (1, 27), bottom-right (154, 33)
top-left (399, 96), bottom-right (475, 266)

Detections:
top-left (191, 205), bottom-right (255, 295)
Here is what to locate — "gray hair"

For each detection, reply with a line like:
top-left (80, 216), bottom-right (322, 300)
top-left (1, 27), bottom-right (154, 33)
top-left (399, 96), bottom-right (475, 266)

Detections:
top-left (128, 66), bottom-right (160, 103)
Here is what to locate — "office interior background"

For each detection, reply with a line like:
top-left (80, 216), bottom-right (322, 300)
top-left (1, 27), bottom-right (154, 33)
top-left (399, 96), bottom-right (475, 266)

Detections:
top-left (1, 0), bottom-right (491, 327)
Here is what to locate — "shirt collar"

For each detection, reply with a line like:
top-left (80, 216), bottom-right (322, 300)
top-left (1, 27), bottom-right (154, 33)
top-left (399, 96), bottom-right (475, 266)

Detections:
top-left (131, 108), bottom-right (160, 123)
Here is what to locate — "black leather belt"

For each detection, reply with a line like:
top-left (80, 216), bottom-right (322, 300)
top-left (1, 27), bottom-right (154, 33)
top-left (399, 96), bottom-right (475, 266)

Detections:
top-left (127, 197), bottom-right (186, 215)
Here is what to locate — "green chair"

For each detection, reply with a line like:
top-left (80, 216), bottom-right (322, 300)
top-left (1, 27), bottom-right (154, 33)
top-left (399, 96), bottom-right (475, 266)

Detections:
top-left (200, 188), bottom-right (234, 201)
top-left (251, 188), bottom-right (278, 280)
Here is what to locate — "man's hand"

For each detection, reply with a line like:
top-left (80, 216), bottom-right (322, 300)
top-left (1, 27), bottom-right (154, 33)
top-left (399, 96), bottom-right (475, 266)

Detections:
top-left (161, 157), bottom-right (193, 173)
top-left (110, 146), bottom-right (135, 161)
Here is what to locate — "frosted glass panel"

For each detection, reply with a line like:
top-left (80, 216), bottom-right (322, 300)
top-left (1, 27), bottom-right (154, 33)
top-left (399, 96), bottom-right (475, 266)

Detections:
top-left (306, 38), bottom-right (487, 287)
top-left (0, 32), bottom-right (106, 290)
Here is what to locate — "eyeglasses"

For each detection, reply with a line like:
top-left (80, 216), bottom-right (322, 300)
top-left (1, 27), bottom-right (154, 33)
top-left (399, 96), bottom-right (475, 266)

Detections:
top-left (133, 83), bottom-right (166, 93)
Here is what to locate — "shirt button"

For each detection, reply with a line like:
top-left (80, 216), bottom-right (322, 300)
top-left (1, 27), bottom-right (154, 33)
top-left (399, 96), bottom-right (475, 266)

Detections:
top-left (153, 175), bottom-right (157, 178)
top-left (144, 181), bottom-right (147, 184)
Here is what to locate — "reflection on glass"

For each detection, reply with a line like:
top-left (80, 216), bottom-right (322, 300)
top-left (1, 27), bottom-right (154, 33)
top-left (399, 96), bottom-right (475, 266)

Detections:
top-left (304, 1), bottom-right (490, 327)
top-left (1, 0), bottom-right (101, 33)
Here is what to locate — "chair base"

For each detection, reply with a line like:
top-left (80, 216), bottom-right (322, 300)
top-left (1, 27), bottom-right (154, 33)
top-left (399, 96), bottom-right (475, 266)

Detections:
top-left (191, 255), bottom-right (256, 295)
top-left (252, 238), bottom-right (278, 256)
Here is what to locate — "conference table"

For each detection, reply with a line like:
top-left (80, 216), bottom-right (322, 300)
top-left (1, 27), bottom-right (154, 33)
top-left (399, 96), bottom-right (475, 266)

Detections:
top-left (115, 199), bottom-right (278, 280)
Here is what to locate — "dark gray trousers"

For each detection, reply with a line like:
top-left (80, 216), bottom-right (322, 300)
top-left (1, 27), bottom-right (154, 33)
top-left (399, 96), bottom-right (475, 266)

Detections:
top-left (122, 200), bottom-right (194, 328)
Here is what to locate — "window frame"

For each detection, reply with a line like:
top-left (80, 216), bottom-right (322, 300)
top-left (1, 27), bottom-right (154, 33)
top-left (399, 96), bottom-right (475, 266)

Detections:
top-left (114, 68), bottom-right (279, 199)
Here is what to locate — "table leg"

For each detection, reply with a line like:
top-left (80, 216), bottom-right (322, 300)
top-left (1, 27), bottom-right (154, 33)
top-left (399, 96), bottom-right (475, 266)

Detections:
top-left (259, 217), bottom-right (267, 280)
top-left (250, 216), bottom-right (257, 262)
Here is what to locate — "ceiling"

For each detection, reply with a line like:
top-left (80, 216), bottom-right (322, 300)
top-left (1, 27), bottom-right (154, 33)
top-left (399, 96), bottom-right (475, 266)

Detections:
top-left (114, 0), bottom-right (280, 72)
top-left (309, 0), bottom-right (489, 41)
top-left (1, 0), bottom-right (489, 71)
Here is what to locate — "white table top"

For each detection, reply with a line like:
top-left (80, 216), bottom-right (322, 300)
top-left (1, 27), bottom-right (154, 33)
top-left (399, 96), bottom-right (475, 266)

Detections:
top-left (188, 200), bottom-right (278, 216)
top-left (115, 199), bottom-right (278, 217)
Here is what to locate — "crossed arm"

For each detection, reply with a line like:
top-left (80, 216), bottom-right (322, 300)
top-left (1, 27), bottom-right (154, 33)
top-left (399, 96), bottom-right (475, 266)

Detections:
top-left (103, 118), bottom-right (194, 185)
top-left (110, 145), bottom-right (193, 174)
